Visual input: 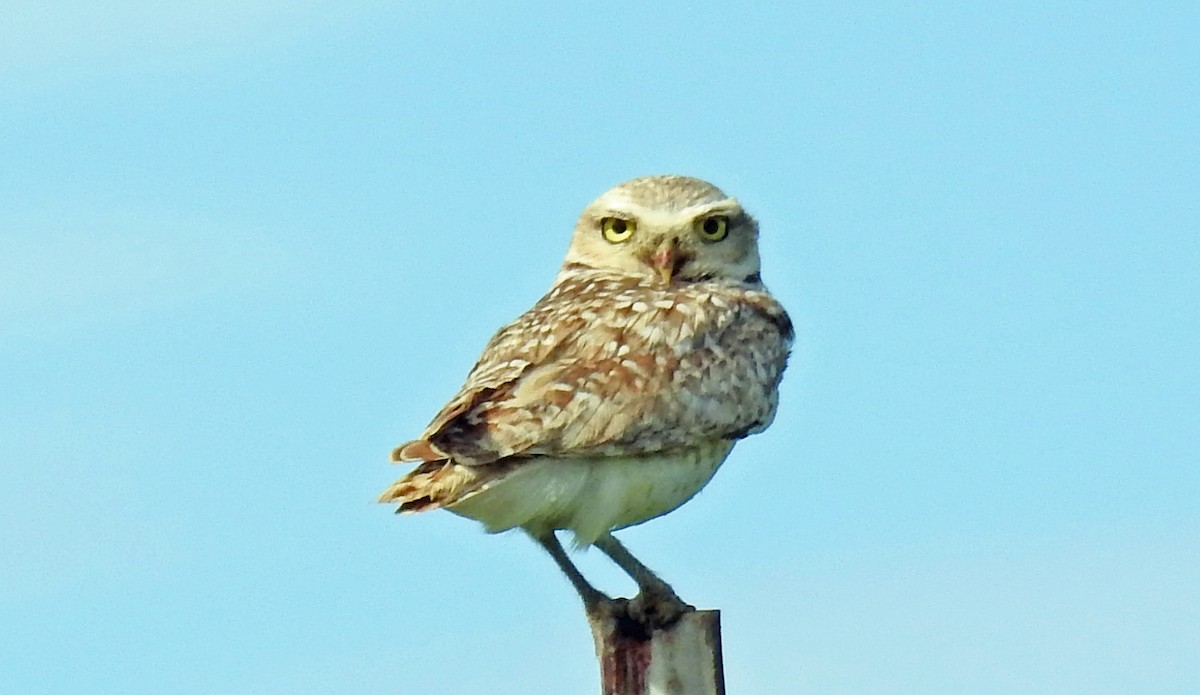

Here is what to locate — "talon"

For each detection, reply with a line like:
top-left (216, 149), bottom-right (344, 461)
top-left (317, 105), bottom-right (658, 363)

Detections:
top-left (585, 595), bottom-right (629, 620)
top-left (629, 588), bottom-right (694, 630)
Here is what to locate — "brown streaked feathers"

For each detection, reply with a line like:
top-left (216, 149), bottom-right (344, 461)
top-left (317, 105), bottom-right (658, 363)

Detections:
top-left (379, 175), bottom-right (792, 539)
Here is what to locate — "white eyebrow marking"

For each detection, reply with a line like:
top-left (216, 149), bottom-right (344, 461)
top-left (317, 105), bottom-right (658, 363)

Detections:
top-left (594, 201), bottom-right (740, 228)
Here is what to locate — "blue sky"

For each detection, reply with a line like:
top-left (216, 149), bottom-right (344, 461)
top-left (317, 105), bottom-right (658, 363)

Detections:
top-left (2, 2), bottom-right (1197, 693)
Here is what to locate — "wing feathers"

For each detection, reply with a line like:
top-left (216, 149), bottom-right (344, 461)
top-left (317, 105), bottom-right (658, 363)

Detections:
top-left (395, 272), bottom-right (791, 467)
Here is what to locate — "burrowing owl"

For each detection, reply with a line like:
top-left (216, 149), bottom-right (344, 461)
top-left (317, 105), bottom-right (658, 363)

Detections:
top-left (381, 175), bottom-right (791, 623)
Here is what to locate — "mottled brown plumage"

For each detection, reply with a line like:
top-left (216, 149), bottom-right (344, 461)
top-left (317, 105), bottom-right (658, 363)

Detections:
top-left (380, 175), bottom-right (792, 622)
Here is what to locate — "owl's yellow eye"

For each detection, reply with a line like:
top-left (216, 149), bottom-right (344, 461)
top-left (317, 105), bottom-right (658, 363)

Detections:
top-left (601, 217), bottom-right (635, 243)
top-left (696, 215), bottom-right (729, 242)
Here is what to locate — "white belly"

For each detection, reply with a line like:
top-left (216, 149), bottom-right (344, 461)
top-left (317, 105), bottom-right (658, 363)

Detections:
top-left (446, 440), bottom-right (735, 547)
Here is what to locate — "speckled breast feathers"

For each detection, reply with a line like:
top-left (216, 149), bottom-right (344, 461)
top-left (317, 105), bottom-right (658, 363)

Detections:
top-left (381, 175), bottom-right (792, 529)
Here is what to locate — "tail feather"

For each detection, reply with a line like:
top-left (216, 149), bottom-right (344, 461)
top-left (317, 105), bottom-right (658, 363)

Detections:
top-left (391, 439), bottom-right (447, 463)
top-left (378, 459), bottom-right (488, 513)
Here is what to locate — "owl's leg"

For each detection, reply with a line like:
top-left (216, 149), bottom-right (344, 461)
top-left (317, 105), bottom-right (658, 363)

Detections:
top-left (532, 531), bottom-right (610, 612)
top-left (594, 532), bottom-right (693, 627)
top-left (593, 532), bottom-right (676, 596)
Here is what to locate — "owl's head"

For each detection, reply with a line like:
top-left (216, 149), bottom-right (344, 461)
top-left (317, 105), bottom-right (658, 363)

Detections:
top-left (563, 175), bottom-right (762, 286)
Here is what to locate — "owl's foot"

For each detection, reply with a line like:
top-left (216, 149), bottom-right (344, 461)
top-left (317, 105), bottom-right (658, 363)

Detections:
top-left (585, 590), bottom-right (693, 638)
top-left (584, 595), bottom-right (629, 622)
top-left (628, 585), bottom-right (694, 630)
top-left (537, 530), bottom-right (695, 631)
top-left (591, 532), bottom-right (694, 629)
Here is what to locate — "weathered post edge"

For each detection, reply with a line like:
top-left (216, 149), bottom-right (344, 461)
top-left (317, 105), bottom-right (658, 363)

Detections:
top-left (588, 609), bottom-right (725, 695)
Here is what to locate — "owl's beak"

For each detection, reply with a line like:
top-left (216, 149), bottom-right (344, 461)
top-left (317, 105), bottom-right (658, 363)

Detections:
top-left (650, 240), bottom-right (678, 285)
